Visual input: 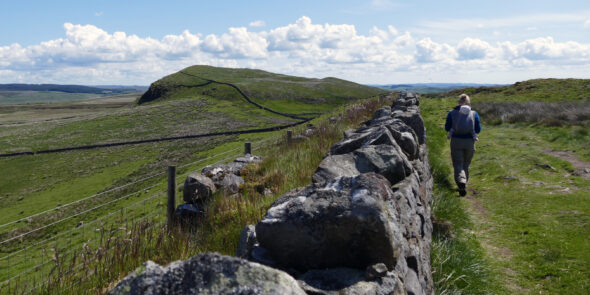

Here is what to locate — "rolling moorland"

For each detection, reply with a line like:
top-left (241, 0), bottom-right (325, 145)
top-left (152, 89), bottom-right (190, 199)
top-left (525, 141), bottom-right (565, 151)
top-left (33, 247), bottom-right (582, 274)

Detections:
top-left (0, 68), bottom-right (587, 294)
top-left (0, 85), bottom-right (147, 105)
top-left (0, 65), bottom-right (386, 293)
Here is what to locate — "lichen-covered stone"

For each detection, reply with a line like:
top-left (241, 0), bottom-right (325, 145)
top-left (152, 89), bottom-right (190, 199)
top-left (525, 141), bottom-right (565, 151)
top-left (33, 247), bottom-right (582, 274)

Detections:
top-left (109, 253), bottom-right (306, 295)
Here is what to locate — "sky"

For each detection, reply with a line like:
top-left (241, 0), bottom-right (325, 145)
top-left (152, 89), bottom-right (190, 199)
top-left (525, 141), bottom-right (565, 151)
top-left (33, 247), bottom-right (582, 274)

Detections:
top-left (0, 0), bottom-right (589, 85)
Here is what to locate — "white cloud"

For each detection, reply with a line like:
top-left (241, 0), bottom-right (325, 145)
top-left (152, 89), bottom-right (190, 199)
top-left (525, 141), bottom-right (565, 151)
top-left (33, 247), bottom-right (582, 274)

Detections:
top-left (387, 25), bottom-right (399, 36)
top-left (0, 16), bottom-right (589, 84)
top-left (94, 12), bottom-right (103, 17)
top-left (584, 19), bottom-right (590, 28)
top-left (456, 38), bottom-right (492, 60)
top-left (249, 20), bottom-right (266, 27)
top-left (415, 38), bottom-right (456, 63)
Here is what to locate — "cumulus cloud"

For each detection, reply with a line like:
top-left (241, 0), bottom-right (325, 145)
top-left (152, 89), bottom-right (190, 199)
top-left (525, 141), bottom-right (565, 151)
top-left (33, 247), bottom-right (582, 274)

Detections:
top-left (415, 38), bottom-right (456, 63)
top-left (249, 20), bottom-right (266, 27)
top-left (0, 16), bottom-right (589, 84)
top-left (456, 38), bottom-right (492, 60)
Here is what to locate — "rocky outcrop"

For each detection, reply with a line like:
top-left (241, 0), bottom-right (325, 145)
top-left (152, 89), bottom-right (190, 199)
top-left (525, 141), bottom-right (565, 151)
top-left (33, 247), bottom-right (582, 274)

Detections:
top-left (109, 253), bottom-right (306, 295)
top-left (111, 92), bottom-right (434, 295)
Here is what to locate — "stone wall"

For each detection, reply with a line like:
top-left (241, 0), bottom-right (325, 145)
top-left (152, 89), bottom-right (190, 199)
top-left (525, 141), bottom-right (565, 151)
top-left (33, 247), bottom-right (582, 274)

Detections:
top-left (110, 92), bottom-right (434, 295)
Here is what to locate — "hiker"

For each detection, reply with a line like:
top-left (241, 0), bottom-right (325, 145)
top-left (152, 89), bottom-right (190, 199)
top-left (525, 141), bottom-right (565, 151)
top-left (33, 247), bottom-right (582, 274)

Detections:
top-left (445, 93), bottom-right (481, 196)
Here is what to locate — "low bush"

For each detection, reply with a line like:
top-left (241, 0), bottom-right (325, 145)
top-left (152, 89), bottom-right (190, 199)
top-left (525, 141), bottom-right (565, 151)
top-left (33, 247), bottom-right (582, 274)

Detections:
top-left (474, 100), bottom-right (590, 126)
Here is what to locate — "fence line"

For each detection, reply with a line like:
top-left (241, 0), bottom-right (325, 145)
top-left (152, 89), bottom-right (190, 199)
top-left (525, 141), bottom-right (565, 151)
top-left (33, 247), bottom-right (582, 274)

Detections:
top-left (1, 134), bottom-right (282, 294)
top-left (0, 190), bottom-right (166, 263)
top-left (0, 171), bottom-right (167, 230)
top-left (0, 181), bottom-right (165, 246)
top-left (1, 139), bottom-right (255, 232)
top-left (3, 209), bottom-right (163, 293)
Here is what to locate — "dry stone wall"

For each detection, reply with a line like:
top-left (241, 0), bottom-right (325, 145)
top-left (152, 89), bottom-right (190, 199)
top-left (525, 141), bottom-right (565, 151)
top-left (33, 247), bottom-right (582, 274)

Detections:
top-left (110, 92), bottom-right (434, 295)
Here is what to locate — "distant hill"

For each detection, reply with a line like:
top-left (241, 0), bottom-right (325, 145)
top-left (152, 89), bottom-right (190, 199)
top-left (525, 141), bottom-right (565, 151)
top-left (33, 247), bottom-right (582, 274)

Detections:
top-left (139, 65), bottom-right (385, 108)
top-left (371, 83), bottom-right (506, 94)
top-left (425, 78), bottom-right (590, 102)
top-left (0, 84), bottom-right (147, 105)
top-left (0, 84), bottom-right (147, 94)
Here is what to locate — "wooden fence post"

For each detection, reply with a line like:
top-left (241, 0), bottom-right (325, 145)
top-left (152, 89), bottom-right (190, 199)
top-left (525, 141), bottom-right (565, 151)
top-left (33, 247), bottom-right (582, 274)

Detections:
top-left (287, 130), bottom-right (293, 144)
top-left (167, 166), bottom-right (176, 227)
top-left (245, 142), bottom-right (252, 155)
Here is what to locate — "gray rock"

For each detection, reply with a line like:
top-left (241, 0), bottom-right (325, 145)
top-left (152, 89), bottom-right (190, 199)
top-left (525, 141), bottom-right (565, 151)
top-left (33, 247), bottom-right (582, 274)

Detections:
top-left (330, 126), bottom-right (397, 155)
top-left (109, 253), bottom-right (306, 295)
top-left (236, 225), bottom-right (257, 259)
top-left (202, 162), bottom-right (246, 177)
top-left (366, 263), bottom-right (389, 280)
top-left (391, 108), bottom-right (426, 144)
top-left (256, 173), bottom-right (403, 271)
top-left (297, 268), bottom-right (405, 295)
top-left (219, 173), bottom-right (244, 193)
top-left (354, 144), bottom-right (412, 185)
top-left (234, 154), bottom-right (264, 164)
top-left (312, 144), bottom-right (411, 187)
top-left (312, 153), bottom-right (359, 186)
top-left (182, 173), bottom-right (216, 204)
top-left (372, 106), bottom-right (392, 120)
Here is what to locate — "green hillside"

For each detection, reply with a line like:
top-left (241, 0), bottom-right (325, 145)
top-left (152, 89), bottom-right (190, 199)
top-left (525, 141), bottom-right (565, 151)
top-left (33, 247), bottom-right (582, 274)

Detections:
top-left (138, 65), bottom-right (384, 114)
top-left (429, 78), bottom-right (589, 102)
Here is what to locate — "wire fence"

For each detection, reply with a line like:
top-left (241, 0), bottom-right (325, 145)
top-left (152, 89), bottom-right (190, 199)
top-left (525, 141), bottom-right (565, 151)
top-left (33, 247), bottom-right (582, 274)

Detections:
top-left (0, 134), bottom-right (280, 294)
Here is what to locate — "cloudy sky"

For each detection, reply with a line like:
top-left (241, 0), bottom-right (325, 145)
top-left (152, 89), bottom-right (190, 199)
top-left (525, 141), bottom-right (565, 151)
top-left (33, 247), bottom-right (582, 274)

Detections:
top-left (1, 0), bottom-right (589, 85)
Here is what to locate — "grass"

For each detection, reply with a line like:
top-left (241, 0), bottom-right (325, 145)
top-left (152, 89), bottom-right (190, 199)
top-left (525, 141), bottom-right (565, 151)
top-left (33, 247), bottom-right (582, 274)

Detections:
top-left (422, 80), bottom-right (590, 295)
top-left (429, 78), bottom-right (590, 103)
top-left (139, 65), bottom-right (384, 106)
top-left (0, 66), bottom-right (386, 294)
top-left (421, 97), bottom-right (500, 295)
top-left (0, 95), bottom-right (388, 294)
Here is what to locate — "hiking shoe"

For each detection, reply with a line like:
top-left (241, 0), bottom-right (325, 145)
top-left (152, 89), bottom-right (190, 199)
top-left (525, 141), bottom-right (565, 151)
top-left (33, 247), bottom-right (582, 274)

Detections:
top-left (458, 183), bottom-right (467, 197)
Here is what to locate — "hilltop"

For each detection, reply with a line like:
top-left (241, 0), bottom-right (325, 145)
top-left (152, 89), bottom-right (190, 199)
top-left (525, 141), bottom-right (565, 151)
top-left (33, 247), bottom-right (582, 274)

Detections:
top-left (138, 65), bottom-right (384, 113)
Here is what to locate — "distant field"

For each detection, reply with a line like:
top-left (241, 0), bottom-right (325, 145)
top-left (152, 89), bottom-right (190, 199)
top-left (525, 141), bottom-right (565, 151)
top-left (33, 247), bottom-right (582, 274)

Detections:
top-left (0, 93), bottom-right (139, 126)
top-left (0, 91), bottom-right (111, 105)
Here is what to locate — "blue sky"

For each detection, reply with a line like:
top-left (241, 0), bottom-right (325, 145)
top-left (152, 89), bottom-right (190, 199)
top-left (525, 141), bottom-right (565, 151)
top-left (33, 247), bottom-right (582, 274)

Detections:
top-left (1, 0), bottom-right (589, 85)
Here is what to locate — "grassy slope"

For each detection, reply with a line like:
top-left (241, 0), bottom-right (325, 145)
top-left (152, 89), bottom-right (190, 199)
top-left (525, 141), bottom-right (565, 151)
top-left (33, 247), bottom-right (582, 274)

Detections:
top-left (40, 96), bottom-right (389, 295)
top-left (0, 66), bottom-right (384, 289)
top-left (423, 78), bottom-right (590, 294)
top-left (138, 65), bottom-right (384, 112)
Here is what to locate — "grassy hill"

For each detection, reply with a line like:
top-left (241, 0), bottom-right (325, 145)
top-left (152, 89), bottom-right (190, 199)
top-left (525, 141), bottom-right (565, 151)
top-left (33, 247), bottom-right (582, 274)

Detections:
top-left (428, 78), bottom-right (589, 102)
top-left (421, 78), bottom-right (590, 294)
top-left (138, 65), bottom-right (384, 114)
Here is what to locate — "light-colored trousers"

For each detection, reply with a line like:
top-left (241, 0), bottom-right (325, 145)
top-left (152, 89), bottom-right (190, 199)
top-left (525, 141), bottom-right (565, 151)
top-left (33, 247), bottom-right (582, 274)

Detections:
top-left (450, 138), bottom-right (475, 185)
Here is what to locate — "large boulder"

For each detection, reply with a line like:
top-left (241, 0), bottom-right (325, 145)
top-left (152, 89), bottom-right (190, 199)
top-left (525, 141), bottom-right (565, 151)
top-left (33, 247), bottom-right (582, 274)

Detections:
top-left (330, 125), bottom-right (397, 155)
top-left (313, 144), bottom-right (412, 187)
top-left (256, 173), bottom-right (404, 271)
top-left (183, 173), bottom-right (216, 204)
top-left (109, 253), bottom-right (306, 295)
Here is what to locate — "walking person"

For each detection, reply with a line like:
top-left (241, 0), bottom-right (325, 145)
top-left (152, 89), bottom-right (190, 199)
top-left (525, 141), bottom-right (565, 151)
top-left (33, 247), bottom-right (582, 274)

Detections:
top-left (445, 93), bottom-right (481, 196)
